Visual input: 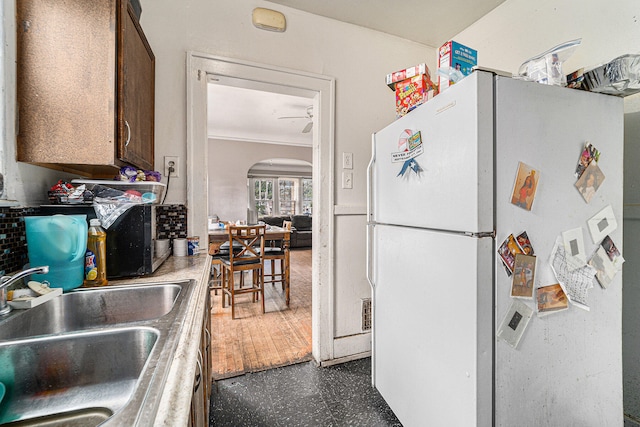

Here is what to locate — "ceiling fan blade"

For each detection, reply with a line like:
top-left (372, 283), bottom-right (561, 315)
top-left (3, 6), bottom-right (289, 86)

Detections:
top-left (302, 122), bottom-right (313, 133)
top-left (278, 116), bottom-right (307, 119)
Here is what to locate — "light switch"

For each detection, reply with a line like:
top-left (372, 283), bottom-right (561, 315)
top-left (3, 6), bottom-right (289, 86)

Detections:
top-left (342, 172), bottom-right (353, 189)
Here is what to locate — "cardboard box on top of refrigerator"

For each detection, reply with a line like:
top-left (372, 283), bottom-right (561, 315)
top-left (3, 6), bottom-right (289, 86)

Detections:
top-left (386, 63), bottom-right (431, 90)
top-left (437, 40), bottom-right (477, 91)
top-left (395, 74), bottom-right (436, 117)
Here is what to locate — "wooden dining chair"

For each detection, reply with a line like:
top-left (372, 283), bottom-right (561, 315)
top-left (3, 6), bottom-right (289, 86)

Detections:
top-left (261, 220), bottom-right (291, 307)
top-left (208, 242), bottom-right (226, 296)
top-left (221, 225), bottom-right (266, 319)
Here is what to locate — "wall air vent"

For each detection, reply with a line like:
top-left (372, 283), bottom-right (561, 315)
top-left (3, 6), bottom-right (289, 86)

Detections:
top-left (361, 298), bottom-right (372, 331)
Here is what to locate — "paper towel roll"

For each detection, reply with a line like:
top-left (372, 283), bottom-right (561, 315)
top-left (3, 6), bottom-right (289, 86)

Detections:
top-left (173, 238), bottom-right (187, 257)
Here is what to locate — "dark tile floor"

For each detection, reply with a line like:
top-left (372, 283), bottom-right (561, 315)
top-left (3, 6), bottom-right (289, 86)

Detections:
top-left (210, 357), bottom-right (402, 427)
top-left (626, 416), bottom-right (640, 427)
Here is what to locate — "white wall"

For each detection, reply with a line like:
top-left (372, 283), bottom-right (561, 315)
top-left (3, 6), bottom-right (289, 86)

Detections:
top-left (140, 0), bottom-right (434, 355)
top-left (454, 0), bottom-right (640, 75)
top-left (207, 139), bottom-right (311, 221)
top-left (454, 0), bottom-right (640, 113)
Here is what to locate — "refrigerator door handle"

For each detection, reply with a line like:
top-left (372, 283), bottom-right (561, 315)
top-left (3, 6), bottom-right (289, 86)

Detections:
top-left (367, 134), bottom-right (376, 224)
top-left (464, 230), bottom-right (496, 238)
top-left (366, 223), bottom-right (375, 289)
top-left (366, 134), bottom-right (376, 289)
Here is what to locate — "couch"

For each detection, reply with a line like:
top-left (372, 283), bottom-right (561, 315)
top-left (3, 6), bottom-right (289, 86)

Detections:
top-left (258, 215), bottom-right (312, 248)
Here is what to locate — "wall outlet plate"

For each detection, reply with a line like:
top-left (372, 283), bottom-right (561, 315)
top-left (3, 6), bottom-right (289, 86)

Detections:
top-left (164, 156), bottom-right (179, 178)
top-left (343, 152), bottom-right (353, 169)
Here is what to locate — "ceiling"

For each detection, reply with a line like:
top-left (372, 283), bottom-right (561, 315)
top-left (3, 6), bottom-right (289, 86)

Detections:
top-left (208, 1), bottom-right (506, 147)
top-left (208, 77), bottom-right (314, 147)
top-left (265, 0), bottom-right (506, 47)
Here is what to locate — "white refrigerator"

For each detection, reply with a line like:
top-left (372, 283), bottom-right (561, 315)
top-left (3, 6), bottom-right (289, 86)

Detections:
top-left (366, 70), bottom-right (624, 426)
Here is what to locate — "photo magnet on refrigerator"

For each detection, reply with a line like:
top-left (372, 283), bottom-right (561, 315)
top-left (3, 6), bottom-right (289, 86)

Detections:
top-left (574, 142), bottom-right (600, 179)
top-left (587, 205), bottom-right (617, 243)
top-left (575, 161), bottom-right (605, 204)
top-left (510, 162), bottom-right (539, 211)
top-left (562, 227), bottom-right (587, 266)
top-left (497, 299), bottom-right (533, 349)
top-left (391, 129), bottom-right (423, 178)
top-left (601, 235), bottom-right (624, 270)
top-left (536, 283), bottom-right (569, 316)
top-left (589, 246), bottom-right (617, 289)
top-left (510, 254), bottom-right (536, 299)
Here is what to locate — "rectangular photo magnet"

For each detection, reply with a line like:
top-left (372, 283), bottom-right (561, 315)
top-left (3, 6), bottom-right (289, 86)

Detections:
top-left (497, 299), bottom-right (534, 349)
top-left (510, 162), bottom-right (539, 211)
top-left (511, 254), bottom-right (537, 299)
top-left (587, 205), bottom-right (617, 243)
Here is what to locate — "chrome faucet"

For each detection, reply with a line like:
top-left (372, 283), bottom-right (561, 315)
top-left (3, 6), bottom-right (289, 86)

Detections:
top-left (0, 266), bottom-right (49, 315)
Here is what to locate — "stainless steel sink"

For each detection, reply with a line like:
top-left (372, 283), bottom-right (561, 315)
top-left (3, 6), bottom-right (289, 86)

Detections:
top-left (0, 327), bottom-right (158, 426)
top-left (0, 283), bottom-right (182, 341)
top-left (0, 280), bottom-right (196, 426)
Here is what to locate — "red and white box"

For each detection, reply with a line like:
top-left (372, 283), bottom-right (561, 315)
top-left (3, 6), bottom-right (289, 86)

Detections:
top-left (386, 63), bottom-right (431, 91)
top-left (395, 74), bottom-right (436, 117)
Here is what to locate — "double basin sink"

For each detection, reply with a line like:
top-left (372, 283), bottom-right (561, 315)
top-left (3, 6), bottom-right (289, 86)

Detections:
top-left (0, 280), bottom-right (195, 426)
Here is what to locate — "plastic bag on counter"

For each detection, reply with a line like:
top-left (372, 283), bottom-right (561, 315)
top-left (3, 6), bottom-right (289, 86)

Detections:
top-left (91, 185), bottom-right (145, 229)
top-left (517, 39), bottom-right (581, 86)
top-left (581, 54), bottom-right (640, 96)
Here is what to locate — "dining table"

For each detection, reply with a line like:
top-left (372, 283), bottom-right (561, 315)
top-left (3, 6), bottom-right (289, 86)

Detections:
top-left (208, 225), bottom-right (291, 306)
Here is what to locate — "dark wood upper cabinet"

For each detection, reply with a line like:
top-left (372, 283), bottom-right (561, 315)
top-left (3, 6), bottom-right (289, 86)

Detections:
top-left (17, 0), bottom-right (155, 178)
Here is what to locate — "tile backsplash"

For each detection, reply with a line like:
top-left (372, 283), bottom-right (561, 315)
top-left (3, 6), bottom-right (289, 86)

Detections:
top-left (156, 204), bottom-right (188, 240)
top-left (0, 204), bottom-right (187, 276)
top-left (0, 207), bottom-right (34, 276)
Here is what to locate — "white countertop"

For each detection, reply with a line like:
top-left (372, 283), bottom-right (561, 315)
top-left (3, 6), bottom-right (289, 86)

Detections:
top-left (110, 253), bottom-right (211, 426)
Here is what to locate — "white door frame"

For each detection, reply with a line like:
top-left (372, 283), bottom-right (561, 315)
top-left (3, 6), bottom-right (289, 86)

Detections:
top-left (186, 52), bottom-right (336, 362)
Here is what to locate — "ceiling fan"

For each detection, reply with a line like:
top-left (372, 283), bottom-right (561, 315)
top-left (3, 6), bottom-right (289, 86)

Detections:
top-left (278, 105), bottom-right (313, 133)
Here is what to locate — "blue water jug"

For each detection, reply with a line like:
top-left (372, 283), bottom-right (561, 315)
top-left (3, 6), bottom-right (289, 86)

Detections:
top-left (24, 215), bottom-right (88, 291)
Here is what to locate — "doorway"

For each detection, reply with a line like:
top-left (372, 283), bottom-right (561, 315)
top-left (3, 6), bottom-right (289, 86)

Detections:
top-left (186, 52), bottom-right (336, 365)
top-left (207, 84), bottom-right (314, 377)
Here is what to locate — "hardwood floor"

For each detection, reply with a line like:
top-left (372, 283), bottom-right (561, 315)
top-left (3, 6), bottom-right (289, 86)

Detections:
top-left (210, 248), bottom-right (312, 380)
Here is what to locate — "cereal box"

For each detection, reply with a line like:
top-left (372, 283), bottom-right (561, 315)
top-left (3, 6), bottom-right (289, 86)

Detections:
top-left (395, 74), bottom-right (436, 117)
top-left (437, 41), bottom-right (477, 91)
top-left (386, 63), bottom-right (431, 90)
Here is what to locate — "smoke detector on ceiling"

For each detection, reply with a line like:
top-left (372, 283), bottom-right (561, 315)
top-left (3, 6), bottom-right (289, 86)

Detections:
top-left (252, 8), bottom-right (286, 32)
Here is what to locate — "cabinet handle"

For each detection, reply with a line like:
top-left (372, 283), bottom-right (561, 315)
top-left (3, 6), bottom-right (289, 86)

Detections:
top-left (193, 350), bottom-right (203, 393)
top-left (124, 120), bottom-right (131, 147)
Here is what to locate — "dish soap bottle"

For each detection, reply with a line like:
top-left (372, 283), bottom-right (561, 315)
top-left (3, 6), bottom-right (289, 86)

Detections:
top-left (84, 218), bottom-right (108, 287)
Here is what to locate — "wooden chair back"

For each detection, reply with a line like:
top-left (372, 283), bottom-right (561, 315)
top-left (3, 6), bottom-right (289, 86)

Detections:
top-left (228, 225), bottom-right (265, 264)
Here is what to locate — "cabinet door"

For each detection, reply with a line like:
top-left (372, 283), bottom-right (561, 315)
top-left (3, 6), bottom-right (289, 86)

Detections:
top-left (118, 1), bottom-right (155, 171)
top-left (16, 0), bottom-right (118, 169)
top-left (190, 350), bottom-right (205, 427)
top-left (203, 291), bottom-right (212, 420)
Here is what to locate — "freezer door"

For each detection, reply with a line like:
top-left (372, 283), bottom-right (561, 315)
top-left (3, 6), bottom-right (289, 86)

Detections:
top-left (370, 71), bottom-right (494, 234)
top-left (371, 224), bottom-right (493, 427)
